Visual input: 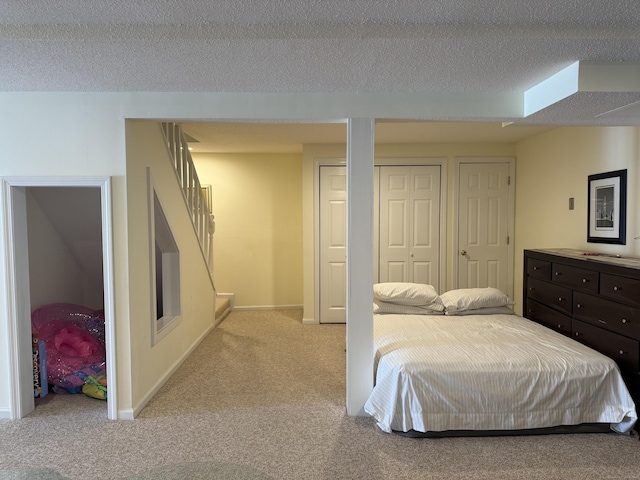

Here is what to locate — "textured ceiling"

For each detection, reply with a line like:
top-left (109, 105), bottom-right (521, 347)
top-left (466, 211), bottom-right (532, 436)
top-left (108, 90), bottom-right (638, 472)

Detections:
top-left (2, 0), bottom-right (638, 94)
top-left (2, 1), bottom-right (638, 25)
top-left (2, 1), bottom-right (639, 149)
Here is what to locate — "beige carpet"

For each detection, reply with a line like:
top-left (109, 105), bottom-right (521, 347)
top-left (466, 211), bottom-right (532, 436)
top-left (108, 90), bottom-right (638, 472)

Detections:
top-left (2, 309), bottom-right (640, 479)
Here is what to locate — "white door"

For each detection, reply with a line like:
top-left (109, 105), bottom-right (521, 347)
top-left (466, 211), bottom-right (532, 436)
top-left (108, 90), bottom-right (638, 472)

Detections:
top-left (319, 164), bottom-right (442, 323)
top-left (379, 165), bottom-right (441, 290)
top-left (319, 166), bottom-right (348, 323)
top-left (457, 161), bottom-right (513, 295)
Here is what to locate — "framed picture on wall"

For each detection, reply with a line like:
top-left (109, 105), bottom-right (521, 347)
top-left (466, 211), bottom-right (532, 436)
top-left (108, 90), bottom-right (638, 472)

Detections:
top-left (587, 169), bottom-right (627, 244)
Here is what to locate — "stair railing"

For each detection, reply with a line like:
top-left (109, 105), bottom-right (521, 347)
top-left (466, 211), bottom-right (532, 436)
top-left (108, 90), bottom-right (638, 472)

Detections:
top-left (160, 122), bottom-right (215, 282)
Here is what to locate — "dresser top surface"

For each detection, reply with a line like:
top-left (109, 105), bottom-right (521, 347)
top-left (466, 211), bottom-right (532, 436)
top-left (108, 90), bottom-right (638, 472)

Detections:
top-left (528, 248), bottom-right (640, 270)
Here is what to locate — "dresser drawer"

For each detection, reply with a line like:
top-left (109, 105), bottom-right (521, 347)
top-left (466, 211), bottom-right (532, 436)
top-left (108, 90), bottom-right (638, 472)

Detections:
top-left (551, 263), bottom-right (599, 294)
top-left (526, 277), bottom-right (572, 316)
top-left (573, 292), bottom-right (640, 340)
top-left (527, 258), bottom-right (551, 280)
top-left (525, 299), bottom-right (571, 336)
top-left (572, 319), bottom-right (639, 371)
top-left (600, 274), bottom-right (640, 308)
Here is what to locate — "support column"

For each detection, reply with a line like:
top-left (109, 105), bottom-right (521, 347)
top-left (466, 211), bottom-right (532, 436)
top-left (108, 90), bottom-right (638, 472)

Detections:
top-left (345, 118), bottom-right (375, 416)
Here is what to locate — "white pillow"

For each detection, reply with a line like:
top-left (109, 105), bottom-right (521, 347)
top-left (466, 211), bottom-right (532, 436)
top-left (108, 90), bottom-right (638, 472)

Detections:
top-left (445, 305), bottom-right (515, 316)
top-left (373, 300), bottom-right (444, 315)
top-left (373, 282), bottom-right (440, 306)
top-left (440, 287), bottom-right (514, 313)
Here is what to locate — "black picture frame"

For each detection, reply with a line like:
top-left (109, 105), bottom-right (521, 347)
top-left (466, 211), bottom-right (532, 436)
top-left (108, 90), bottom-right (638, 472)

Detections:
top-left (587, 169), bottom-right (627, 244)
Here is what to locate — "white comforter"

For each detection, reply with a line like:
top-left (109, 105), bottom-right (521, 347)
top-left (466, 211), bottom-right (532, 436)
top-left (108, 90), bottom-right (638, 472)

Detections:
top-left (364, 313), bottom-right (637, 434)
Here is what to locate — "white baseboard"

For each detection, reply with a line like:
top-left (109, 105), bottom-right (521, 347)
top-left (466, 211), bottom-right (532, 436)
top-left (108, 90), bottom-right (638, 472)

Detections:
top-left (125, 321), bottom-right (216, 420)
top-left (233, 304), bottom-right (303, 311)
top-left (302, 317), bottom-right (319, 325)
top-left (0, 408), bottom-right (12, 420)
top-left (117, 409), bottom-right (136, 421)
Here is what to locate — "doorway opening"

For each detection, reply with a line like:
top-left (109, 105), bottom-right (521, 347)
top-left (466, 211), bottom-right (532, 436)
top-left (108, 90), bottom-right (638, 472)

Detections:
top-left (2, 177), bottom-right (117, 420)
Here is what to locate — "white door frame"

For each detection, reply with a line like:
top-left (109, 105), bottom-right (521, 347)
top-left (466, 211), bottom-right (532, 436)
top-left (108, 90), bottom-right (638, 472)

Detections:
top-left (1, 176), bottom-right (117, 420)
top-left (453, 157), bottom-right (515, 297)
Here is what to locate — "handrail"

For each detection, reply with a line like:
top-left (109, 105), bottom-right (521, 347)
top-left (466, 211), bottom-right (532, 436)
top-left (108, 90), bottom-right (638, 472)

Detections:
top-left (160, 122), bottom-right (215, 282)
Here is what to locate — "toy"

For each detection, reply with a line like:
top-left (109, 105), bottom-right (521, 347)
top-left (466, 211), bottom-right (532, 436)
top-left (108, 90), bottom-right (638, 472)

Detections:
top-left (31, 303), bottom-right (106, 390)
top-left (82, 372), bottom-right (107, 400)
top-left (32, 335), bottom-right (48, 397)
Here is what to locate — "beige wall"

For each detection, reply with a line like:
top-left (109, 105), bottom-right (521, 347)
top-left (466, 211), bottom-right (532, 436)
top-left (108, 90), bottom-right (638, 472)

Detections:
top-left (513, 126), bottom-right (640, 313)
top-left (164, 127), bottom-right (640, 322)
top-left (193, 153), bottom-right (303, 308)
top-left (26, 191), bottom-right (103, 311)
top-left (125, 120), bottom-right (216, 414)
top-left (0, 90), bottom-right (637, 418)
top-left (0, 93), bottom-right (131, 417)
top-left (301, 130), bottom-right (640, 321)
top-left (304, 127), bottom-right (640, 323)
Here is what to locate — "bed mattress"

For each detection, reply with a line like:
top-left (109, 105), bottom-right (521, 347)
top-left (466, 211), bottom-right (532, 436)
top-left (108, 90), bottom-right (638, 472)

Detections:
top-left (364, 313), bottom-right (637, 434)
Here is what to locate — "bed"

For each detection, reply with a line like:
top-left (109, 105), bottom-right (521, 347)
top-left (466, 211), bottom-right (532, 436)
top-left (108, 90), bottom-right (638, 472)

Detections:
top-left (364, 284), bottom-right (638, 436)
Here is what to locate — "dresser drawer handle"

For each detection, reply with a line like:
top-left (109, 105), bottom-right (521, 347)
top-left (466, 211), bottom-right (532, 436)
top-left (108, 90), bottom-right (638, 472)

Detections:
top-left (622, 319), bottom-right (628, 324)
top-left (619, 350), bottom-right (626, 355)
top-left (557, 324), bottom-right (562, 329)
top-left (555, 272), bottom-right (561, 276)
top-left (598, 319), bottom-right (607, 324)
top-left (533, 266), bottom-right (539, 270)
top-left (582, 278), bottom-right (588, 283)
top-left (614, 286), bottom-right (621, 291)
top-left (576, 303), bottom-right (582, 308)
top-left (558, 297), bottom-right (564, 302)
top-left (575, 332), bottom-right (580, 337)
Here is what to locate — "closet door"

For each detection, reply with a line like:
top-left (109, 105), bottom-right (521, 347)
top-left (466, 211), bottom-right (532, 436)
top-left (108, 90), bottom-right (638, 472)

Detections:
top-left (318, 166), bottom-right (379, 324)
top-left (319, 166), bottom-right (348, 323)
top-left (319, 164), bottom-right (441, 323)
top-left (379, 165), bottom-right (441, 290)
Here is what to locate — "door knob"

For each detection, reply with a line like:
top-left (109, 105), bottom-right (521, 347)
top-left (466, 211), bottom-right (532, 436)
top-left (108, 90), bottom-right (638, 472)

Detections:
top-left (460, 250), bottom-right (467, 256)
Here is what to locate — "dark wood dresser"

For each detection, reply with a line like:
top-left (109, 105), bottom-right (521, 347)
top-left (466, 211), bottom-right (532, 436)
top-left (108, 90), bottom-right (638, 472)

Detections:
top-left (524, 249), bottom-right (640, 380)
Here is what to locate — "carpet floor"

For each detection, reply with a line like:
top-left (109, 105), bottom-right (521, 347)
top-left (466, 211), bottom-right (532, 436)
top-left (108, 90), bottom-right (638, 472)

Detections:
top-left (2, 309), bottom-right (640, 479)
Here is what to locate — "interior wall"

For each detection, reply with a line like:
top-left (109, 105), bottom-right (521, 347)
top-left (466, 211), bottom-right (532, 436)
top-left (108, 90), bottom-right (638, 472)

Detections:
top-left (193, 153), bottom-right (303, 308)
top-left (27, 189), bottom-right (103, 312)
top-left (125, 120), bottom-right (216, 415)
top-left (301, 142), bottom-right (517, 323)
top-left (513, 126), bottom-right (640, 313)
top-left (0, 93), bottom-right (130, 417)
top-left (0, 91), bottom-right (636, 420)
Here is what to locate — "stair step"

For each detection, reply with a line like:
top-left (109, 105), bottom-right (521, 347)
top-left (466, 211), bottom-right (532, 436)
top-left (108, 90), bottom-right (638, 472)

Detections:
top-left (215, 296), bottom-right (231, 322)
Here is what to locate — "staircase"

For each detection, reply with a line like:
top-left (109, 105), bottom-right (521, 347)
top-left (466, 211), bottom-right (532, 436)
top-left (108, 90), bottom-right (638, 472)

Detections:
top-left (215, 296), bottom-right (231, 324)
top-left (160, 122), bottom-right (234, 323)
top-left (160, 122), bottom-right (216, 279)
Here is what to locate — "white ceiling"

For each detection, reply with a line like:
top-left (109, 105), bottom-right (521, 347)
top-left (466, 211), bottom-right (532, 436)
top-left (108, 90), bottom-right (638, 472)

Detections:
top-left (180, 121), bottom-right (554, 154)
top-left (2, 1), bottom-right (639, 150)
